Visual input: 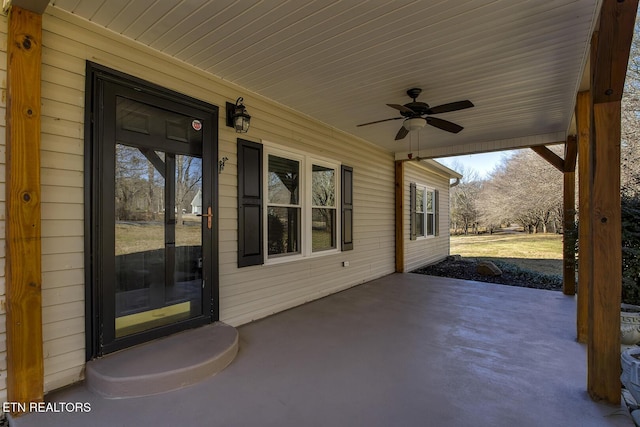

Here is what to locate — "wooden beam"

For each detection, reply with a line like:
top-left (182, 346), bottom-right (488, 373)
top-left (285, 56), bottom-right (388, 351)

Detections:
top-left (531, 145), bottom-right (564, 172)
top-left (395, 161), bottom-right (405, 273)
top-left (592, 0), bottom-right (638, 104)
top-left (576, 90), bottom-right (591, 344)
top-left (564, 135), bottom-right (578, 173)
top-left (5, 6), bottom-right (44, 409)
top-left (588, 101), bottom-right (622, 404)
top-left (562, 169), bottom-right (576, 296)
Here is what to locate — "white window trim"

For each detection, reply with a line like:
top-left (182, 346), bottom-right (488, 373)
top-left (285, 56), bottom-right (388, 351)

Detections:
top-left (415, 183), bottom-right (436, 240)
top-left (263, 144), bottom-right (341, 264)
top-left (306, 157), bottom-right (341, 257)
top-left (425, 187), bottom-right (436, 238)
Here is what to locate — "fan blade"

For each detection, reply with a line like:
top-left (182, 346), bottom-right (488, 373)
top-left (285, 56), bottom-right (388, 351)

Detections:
top-left (427, 117), bottom-right (463, 133)
top-left (395, 126), bottom-right (409, 140)
top-left (428, 100), bottom-right (474, 115)
top-left (356, 117), bottom-right (403, 127)
top-left (387, 103), bottom-right (416, 114)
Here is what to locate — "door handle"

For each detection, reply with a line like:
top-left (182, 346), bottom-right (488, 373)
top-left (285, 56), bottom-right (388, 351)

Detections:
top-left (198, 206), bottom-right (213, 229)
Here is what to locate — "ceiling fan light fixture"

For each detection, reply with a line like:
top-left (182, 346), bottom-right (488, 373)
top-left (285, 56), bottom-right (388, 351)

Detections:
top-left (403, 117), bottom-right (426, 132)
top-left (356, 89), bottom-right (473, 140)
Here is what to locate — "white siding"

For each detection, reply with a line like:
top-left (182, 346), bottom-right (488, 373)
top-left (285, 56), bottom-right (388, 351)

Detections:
top-left (403, 162), bottom-right (452, 272)
top-left (10, 7), bottom-right (397, 395)
top-left (39, 11), bottom-right (86, 394)
top-left (0, 14), bottom-right (6, 406)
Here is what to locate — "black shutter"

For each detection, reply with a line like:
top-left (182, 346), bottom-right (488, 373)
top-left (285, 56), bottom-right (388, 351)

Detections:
top-left (410, 183), bottom-right (416, 240)
top-left (341, 165), bottom-right (354, 251)
top-left (237, 139), bottom-right (263, 267)
top-left (434, 189), bottom-right (440, 236)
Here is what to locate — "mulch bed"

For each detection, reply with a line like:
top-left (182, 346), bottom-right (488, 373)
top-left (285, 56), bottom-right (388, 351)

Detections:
top-left (412, 255), bottom-right (563, 292)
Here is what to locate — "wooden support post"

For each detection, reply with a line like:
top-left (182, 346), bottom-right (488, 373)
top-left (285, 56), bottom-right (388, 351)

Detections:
top-left (564, 135), bottom-right (578, 171)
top-left (530, 137), bottom-right (577, 296)
top-left (585, 0), bottom-right (637, 405)
top-left (5, 6), bottom-right (44, 409)
top-left (395, 161), bottom-right (405, 273)
top-left (562, 154), bottom-right (576, 296)
top-left (562, 135), bottom-right (577, 297)
top-left (588, 101), bottom-right (622, 403)
top-left (576, 91), bottom-right (591, 344)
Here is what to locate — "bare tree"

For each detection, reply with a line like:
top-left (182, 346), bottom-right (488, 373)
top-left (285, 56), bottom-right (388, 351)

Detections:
top-left (175, 155), bottom-right (202, 226)
top-left (311, 166), bottom-right (335, 230)
top-left (448, 161), bottom-right (482, 234)
top-left (620, 11), bottom-right (640, 304)
top-left (115, 145), bottom-right (158, 221)
top-left (478, 149), bottom-right (563, 233)
top-left (622, 12), bottom-right (640, 197)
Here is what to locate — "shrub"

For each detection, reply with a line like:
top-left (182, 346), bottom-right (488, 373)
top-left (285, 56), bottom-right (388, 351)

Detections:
top-left (622, 194), bottom-right (640, 305)
top-left (491, 260), bottom-right (563, 290)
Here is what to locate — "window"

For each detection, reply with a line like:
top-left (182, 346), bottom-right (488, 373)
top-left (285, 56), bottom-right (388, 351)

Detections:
top-left (237, 140), bottom-right (353, 267)
top-left (415, 187), bottom-right (425, 237)
top-left (311, 164), bottom-right (337, 252)
top-left (265, 148), bottom-right (340, 261)
top-left (426, 189), bottom-right (435, 236)
top-left (267, 155), bottom-right (301, 257)
top-left (410, 183), bottom-right (439, 240)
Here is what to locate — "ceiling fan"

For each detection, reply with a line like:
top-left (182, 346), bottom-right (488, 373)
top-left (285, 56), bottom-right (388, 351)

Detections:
top-left (357, 88), bottom-right (474, 140)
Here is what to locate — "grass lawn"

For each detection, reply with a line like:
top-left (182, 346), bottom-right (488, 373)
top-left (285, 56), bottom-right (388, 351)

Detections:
top-left (450, 231), bottom-right (563, 276)
top-left (116, 219), bottom-right (201, 255)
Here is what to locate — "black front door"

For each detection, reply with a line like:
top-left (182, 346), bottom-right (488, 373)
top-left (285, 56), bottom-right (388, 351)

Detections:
top-left (86, 64), bottom-right (218, 356)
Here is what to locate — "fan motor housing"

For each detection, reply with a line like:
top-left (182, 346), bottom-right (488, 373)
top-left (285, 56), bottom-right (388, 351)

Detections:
top-left (403, 102), bottom-right (430, 116)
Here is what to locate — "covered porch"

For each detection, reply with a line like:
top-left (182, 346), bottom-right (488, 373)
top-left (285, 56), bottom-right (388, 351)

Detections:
top-left (2, 0), bottom-right (638, 413)
top-left (10, 274), bottom-right (633, 427)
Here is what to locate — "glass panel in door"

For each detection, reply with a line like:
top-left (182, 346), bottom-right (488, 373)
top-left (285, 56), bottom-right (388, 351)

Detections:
top-left (114, 146), bottom-right (203, 338)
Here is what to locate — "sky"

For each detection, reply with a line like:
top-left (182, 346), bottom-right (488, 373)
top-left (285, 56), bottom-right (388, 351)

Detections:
top-left (437, 150), bottom-right (516, 180)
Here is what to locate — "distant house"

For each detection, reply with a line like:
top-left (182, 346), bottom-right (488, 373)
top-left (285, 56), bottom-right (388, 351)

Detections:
top-left (191, 189), bottom-right (202, 215)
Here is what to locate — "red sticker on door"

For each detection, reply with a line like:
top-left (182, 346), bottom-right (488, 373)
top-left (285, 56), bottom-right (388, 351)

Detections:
top-left (192, 120), bottom-right (202, 131)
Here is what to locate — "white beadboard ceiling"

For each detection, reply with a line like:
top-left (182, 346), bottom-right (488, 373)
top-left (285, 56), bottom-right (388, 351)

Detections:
top-left (48, 0), bottom-right (601, 158)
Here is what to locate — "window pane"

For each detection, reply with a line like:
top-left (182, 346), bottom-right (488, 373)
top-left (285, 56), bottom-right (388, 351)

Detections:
top-left (114, 146), bottom-right (204, 338)
top-left (427, 213), bottom-right (435, 236)
top-left (268, 156), bottom-right (299, 204)
top-left (312, 208), bottom-right (336, 251)
top-left (312, 165), bottom-right (335, 207)
top-left (416, 213), bottom-right (425, 237)
top-left (426, 191), bottom-right (433, 213)
top-left (268, 207), bottom-right (301, 256)
top-left (173, 155), bottom-right (203, 312)
top-left (416, 188), bottom-right (424, 213)
top-left (115, 145), bottom-right (166, 325)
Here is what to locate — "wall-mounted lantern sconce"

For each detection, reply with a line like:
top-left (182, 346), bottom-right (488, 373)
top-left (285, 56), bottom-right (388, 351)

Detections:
top-left (226, 97), bottom-right (251, 133)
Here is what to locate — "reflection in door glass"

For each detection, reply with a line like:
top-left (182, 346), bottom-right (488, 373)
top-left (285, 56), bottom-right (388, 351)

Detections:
top-left (172, 155), bottom-right (203, 310)
top-left (114, 145), bottom-right (203, 337)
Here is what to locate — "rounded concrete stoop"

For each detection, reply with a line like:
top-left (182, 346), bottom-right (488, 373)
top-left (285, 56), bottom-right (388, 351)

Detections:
top-left (86, 322), bottom-right (238, 399)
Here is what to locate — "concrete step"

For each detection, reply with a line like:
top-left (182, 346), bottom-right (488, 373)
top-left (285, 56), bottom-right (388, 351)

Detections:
top-left (86, 322), bottom-right (238, 398)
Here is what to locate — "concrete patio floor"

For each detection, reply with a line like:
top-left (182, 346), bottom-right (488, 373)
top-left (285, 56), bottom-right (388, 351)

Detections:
top-left (11, 273), bottom-right (633, 427)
